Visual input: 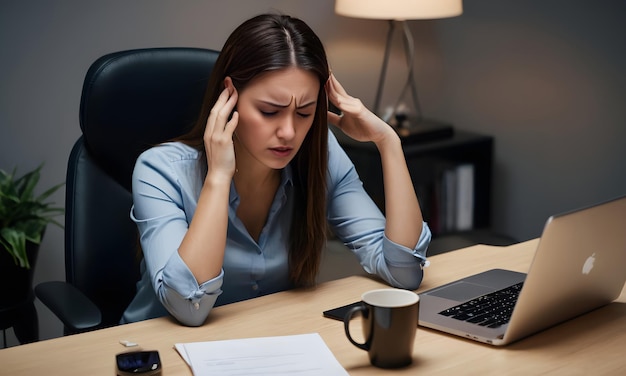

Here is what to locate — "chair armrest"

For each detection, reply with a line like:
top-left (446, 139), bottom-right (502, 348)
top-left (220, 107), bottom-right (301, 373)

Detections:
top-left (35, 281), bottom-right (102, 333)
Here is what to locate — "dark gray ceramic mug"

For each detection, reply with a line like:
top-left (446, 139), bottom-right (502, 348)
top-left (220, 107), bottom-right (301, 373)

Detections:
top-left (343, 288), bottom-right (419, 368)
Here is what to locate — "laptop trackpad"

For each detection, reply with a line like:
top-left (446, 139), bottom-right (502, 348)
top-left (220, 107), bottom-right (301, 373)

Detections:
top-left (425, 269), bottom-right (527, 302)
top-left (427, 282), bottom-right (495, 302)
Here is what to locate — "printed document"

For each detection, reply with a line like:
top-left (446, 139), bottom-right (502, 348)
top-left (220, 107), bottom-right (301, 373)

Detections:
top-left (175, 332), bottom-right (348, 375)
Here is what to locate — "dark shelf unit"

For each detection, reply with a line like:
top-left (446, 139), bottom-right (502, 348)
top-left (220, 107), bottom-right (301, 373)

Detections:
top-left (334, 127), bottom-right (494, 237)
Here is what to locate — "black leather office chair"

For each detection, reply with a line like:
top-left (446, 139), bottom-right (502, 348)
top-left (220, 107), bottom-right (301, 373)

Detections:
top-left (35, 48), bottom-right (219, 334)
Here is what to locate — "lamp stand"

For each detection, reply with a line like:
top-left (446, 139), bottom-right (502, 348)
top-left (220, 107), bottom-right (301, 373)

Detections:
top-left (372, 20), bottom-right (395, 117)
top-left (373, 20), bottom-right (453, 142)
top-left (374, 20), bottom-right (423, 122)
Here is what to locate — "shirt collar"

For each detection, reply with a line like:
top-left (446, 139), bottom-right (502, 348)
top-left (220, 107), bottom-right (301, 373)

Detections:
top-left (229, 164), bottom-right (294, 206)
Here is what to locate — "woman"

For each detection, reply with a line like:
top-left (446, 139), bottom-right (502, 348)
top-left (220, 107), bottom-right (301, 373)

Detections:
top-left (122, 13), bottom-right (431, 326)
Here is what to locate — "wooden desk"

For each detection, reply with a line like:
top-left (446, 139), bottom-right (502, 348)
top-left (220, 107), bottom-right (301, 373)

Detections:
top-left (1, 240), bottom-right (625, 375)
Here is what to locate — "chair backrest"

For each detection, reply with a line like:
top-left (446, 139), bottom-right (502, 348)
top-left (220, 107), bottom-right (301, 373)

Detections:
top-left (67, 47), bottom-right (219, 328)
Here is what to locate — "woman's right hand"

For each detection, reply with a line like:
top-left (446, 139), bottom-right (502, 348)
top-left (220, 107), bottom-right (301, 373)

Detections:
top-left (204, 78), bottom-right (239, 184)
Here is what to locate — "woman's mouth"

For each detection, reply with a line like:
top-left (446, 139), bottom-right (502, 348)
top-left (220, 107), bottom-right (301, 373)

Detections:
top-left (269, 146), bottom-right (293, 158)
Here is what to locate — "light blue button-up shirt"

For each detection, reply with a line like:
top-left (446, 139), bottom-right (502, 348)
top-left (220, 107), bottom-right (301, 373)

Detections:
top-left (121, 132), bottom-right (431, 326)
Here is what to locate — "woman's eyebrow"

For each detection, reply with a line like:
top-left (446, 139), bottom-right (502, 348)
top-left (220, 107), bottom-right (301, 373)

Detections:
top-left (295, 101), bottom-right (316, 109)
top-left (259, 99), bottom-right (316, 109)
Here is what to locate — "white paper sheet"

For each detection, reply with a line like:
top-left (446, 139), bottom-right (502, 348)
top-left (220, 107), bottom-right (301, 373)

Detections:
top-left (175, 333), bottom-right (348, 376)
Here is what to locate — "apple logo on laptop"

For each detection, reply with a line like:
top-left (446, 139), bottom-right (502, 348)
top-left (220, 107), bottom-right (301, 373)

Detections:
top-left (582, 253), bottom-right (596, 275)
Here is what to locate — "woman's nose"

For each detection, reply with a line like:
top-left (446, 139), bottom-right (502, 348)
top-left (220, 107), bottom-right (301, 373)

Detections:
top-left (276, 115), bottom-right (295, 140)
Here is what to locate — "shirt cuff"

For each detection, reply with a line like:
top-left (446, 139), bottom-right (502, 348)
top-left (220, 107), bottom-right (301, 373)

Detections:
top-left (383, 221), bottom-right (432, 268)
top-left (162, 251), bottom-right (224, 299)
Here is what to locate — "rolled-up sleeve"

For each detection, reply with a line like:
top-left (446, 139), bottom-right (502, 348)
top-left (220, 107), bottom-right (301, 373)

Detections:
top-left (326, 133), bottom-right (432, 290)
top-left (131, 144), bottom-right (223, 326)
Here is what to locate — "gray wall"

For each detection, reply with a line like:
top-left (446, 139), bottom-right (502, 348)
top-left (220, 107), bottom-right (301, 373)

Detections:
top-left (438, 1), bottom-right (626, 242)
top-left (1, 1), bottom-right (624, 344)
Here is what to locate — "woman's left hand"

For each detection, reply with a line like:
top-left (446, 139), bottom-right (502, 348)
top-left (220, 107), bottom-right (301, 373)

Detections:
top-left (326, 73), bottom-right (396, 145)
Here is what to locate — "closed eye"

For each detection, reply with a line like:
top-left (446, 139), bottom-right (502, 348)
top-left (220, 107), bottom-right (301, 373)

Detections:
top-left (260, 110), bottom-right (278, 117)
top-left (297, 112), bottom-right (312, 118)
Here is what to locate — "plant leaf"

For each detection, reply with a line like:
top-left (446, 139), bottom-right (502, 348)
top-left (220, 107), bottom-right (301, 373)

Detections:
top-left (0, 164), bottom-right (64, 269)
top-left (16, 164), bottom-right (42, 202)
top-left (0, 227), bottom-right (29, 268)
top-left (35, 181), bottom-right (65, 203)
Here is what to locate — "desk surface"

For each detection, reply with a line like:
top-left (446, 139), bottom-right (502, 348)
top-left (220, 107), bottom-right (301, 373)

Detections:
top-left (1, 240), bottom-right (625, 375)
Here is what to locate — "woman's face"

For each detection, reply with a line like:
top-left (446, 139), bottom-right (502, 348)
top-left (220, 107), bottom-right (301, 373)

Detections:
top-left (232, 67), bottom-right (319, 171)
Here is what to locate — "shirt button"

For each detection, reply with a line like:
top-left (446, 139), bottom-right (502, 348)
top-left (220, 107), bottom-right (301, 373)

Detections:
top-left (252, 284), bottom-right (259, 291)
top-left (193, 302), bottom-right (200, 310)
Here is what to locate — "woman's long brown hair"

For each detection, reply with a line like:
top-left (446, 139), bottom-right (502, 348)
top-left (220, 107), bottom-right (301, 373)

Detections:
top-left (176, 14), bottom-right (329, 287)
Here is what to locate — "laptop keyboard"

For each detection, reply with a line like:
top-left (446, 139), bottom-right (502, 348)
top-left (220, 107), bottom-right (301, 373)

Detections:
top-left (438, 282), bottom-right (524, 328)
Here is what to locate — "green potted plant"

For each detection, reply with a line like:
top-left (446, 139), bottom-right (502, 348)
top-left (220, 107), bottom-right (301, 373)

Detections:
top-left (0, 164), bottom-right (64, 307)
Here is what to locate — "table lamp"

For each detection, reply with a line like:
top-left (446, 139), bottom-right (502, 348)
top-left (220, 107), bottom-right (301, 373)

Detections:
top-left (335, 0), bottom-right (462, 130)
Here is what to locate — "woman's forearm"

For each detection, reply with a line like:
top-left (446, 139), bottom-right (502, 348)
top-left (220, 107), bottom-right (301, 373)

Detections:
top-left (177, 175), bottom-right (230, 283)
top-left (375, 131), bottom-right (424, 248)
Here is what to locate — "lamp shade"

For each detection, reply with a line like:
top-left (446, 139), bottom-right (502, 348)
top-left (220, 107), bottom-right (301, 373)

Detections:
top-left (335, 0), bottom-right (462, 20)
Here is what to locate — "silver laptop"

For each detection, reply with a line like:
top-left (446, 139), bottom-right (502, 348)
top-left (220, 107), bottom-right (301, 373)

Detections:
top-left (418, 195), bottom-right (626, 346)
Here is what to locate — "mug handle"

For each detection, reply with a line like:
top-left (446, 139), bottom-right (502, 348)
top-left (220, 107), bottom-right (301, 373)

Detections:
top-left (343, 304), bottom-right (369, 351)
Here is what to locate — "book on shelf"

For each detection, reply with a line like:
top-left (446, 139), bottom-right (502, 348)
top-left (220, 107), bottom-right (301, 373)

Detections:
top-left (454, 163), bottom-right (475, 231)
top-left (425, 162), bottom-right (475, 235)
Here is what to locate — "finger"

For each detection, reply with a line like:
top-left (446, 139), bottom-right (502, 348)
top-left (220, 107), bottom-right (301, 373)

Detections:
top-left (328, 73), bottom-right (348, 97)
top-left (220, 88), bottom-right (238, 131)
top-left (223, 111), bottom-right (239, 138)
top-left (326, 78), bottom-right (343, 113)
top-left (206, 87), bottom-right (232, 134)
top-left (213, 87), bottom-right (239, 136)
top-left (325, 75), bottom-right (337, 101)
top-left (327, 74), bottom-right (357, 114)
